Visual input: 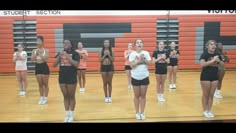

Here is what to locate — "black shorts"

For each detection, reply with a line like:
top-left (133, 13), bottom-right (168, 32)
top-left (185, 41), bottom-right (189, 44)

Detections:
top-left (35, 62), bottom-right (50, 75)
top-left (77, 68), bottom-right (86, 70)
top-left (131, 77), bottom-right (150, 86)
top-left (168, 58), bottom-right (178, 66)
top-left (125, 65), bottom-right (131, 70)
top-left (155, 63), bottom-right (167, 74)
top-left (100, 64), bottom-right (114, 72)
top-left (59, 66), bottom-right (77, 84)
top-left (200, 72), bottom-right (219, 82)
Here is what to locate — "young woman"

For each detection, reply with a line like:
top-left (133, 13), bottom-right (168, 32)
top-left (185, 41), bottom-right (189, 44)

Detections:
top-left (168, 42), bottom-right (180, 89)
top-left (31, 36), bottom-right (50, 105)
top-left (99, 39), bottom-right (114, 103)
top-left (76, 41), bottom-right (88, 93)
top-left (13, 44), bottom-right (28, 96)
top-left (214, 42), bottom-right (230, 99)
top-left (124, 43), bottom-right (134, 90)
top-left (152, 41), bottom-right (170, 102)
top-left (199, 40), bottom-right (224, 118)
top-left (53, 39), bottom-right (80, 122)
top-left (129, 39), bottom-right (151, 120)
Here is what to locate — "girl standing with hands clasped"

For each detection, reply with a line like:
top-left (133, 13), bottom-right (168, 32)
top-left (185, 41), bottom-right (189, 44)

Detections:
top-left (152, 41), bottom-right (170, 102)
top-left (129, 39), bottom-right (151, 120)
top-left (99, 39), bottom-right (114, 103)
top-left (124, 43), bottom-right (134, 90)
top-left (214, 42), bottom-right (229, 99)
top-left (76, 41), bottom-right (88, 93)
top-left (167, 42), bottom-right (180, 89)
top-left (31, 36), bottom-right (50, 105)
top-left (199, 40), bottom-right (224, 118)
top-left (13, 44), bottom-right (28, 96)
top-left (53, 39), bottom-right (80, 122)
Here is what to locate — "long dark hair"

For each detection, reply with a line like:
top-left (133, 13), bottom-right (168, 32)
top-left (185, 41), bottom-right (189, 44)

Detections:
top-left (101, 39), bottom-right (112, 56)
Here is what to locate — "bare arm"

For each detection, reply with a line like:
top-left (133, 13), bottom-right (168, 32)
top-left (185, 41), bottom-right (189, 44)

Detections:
top-left (143, 58), bottom-right (152, 66)
top-left (129, 59), bottom-right (143, 69)
top-left (152, 57), bottom-right (162, 64)
top-left (165, 58), bottom-right (170, 64)
top-left (13, 52), bottom-right (17, 63)
top-left (53, 53), bottom-right (60, 67)
top-left (99, 52), bottom-right (107, 62)
top-left (82, 53), bottom-right (88, 60)
top-left (124, 51), bottom-right (129, 59)
top-left (65, 53), bottom-right (79, 68)
top-left (108, 51), bottom-right (114, 62)
top-left (31, 49), bottom-right (36, 62)
top-left (200, 59), bottom-right (215, 67)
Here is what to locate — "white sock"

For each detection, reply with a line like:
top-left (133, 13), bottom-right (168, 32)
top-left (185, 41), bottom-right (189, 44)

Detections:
top-left (66, 111), bottom-right (69, 116)
top-left (44, 97), bottom-right (48, 100)
top-left (69, 111), bottom-right (74, 116)
top-left (40, 96), bottom-right (44, 99)
top-left (215, 90), bottom-right (220, 94)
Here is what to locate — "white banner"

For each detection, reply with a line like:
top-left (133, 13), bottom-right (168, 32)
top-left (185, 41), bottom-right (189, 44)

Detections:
top-left (0, 10), bottom-right (236, 16)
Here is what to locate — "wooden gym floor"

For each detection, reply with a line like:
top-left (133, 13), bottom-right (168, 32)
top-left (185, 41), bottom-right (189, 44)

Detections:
top-left (0, 70), bottom-right (236, 123)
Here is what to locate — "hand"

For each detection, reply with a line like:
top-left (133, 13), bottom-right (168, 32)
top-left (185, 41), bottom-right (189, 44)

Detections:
top-left (157, 56), bottom-right (162, 61)
top-left (16, 52), bottom-right (20, 57)
top-left (173, 50), bottom-right (177, 54)
top-left (106, 50), bottom-right (110, 55)
top-left (140, 54), bottom-right (145, 60)
top-left (213, 55), bottom-right (219, 62)
top-left (162, 54), bottom-right (166, 59)
top-left (104, 50), bottom-right (108, 55)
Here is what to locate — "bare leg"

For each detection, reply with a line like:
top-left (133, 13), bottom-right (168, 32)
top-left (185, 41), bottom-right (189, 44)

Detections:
top-left (107, 72), bottom-right (114, 97)
top-left (67, 84), bottom-right (77, 111)
top-left (207, 81), bottom-right (218, 111)
top-left (200, 81), bottom-right (211, 111)
top-left (101, 72), bottom-right (108, 97)
top-left (140, 85), bottom-right (148, 113)
top-left (133, 86), bottom-right (140, 113)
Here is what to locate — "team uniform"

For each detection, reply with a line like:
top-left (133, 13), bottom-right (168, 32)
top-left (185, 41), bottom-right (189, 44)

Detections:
top-left (57, 51), bottom-right (80, 84)
top-left (168, 48), bottom-right (180, 66)
top-left (129, 51), bottom-right (151, 86)
top-left (100, 54), bottom-right (114, 72)
top-left (14, 51), bottom-right (27, 72)
top-left (152, 49), bottom-right (169, 74)
top-left (34, 49), bottom-right (50, 75)
top-left (76, 49), bottom-right (88, 70)
top-left (200, 51), bottom-right (222, 81)
top-left (124, 50), bottom-right (132, 70)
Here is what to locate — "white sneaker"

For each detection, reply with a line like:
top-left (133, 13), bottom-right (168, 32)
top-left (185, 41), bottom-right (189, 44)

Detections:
top-left (136, 113), bottom-right (141, 120)
top-left (67, 115), bottom-right (74, 122)
top-left (203, 111), bottom-right (211, 118)
top-left (105, 97), bottom-right (109, 103)
top-left (19, 91), bottom-right (24, 96)
top-left (158, 95), bottom-right (165, 102)
top-left (214, 92), bottom-right (223, 99)
top-left (157, 95), bottom-right (161, 102)
top-left (41, 98), bottom-right (48, 105)
top-left (140, 113), bottom-right (146, 120)
top-left (64, 115), bottom-right (69, 122)
top-left (38, 97), bottom-right (44, 105)
top-left (80, 88), bottom-right (85, 92)
top-left (207, 111), bottom-right (215, 118)
top-left (169, 84), bottom-right (173, 89)
top-left (160, 95), bottom-right (166, 102)
top-left (128, 85), bottom-right (132, 91)
top-left (173, 84), bottom-right (176, 89)
top-left (108, 97), bottom-right (112, 103)
top-left (21, 91), bottom-right (26, 96)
